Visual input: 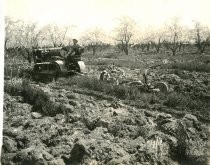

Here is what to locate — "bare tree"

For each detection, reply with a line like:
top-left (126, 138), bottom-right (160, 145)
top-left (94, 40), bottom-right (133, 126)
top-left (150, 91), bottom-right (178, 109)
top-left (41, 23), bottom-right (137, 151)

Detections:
top-left (4, 19), bottom-right (76, 63)
top-left (4, 18), bottom-right (26, 60)
top-left (177, 26), bottom-right (191, 52)
top-left (193, 22), bottom-right (210, 54)
top-left (150, 28), bottom-right (165, 53)
top-left (5, 19), bottom-right (44, 63)
top-left (141, 28), bottom-right (154, 52)
top-left (19, 22), bottom-right (44, 63)
top-left (4, 16), bottom-right (22, 49)
top-left (163, 17), bottom-right (183, 56)
top-left (81, 27), bottom-right (106, 55)
top-left (114, 16), bottom-right (136, 55)
top-left (5, 16), bottom-right (13, 49)
top-left (21, 23), bottom-right (42, 48)
top-left (131, 26), bottom-right (155, 53)
top-left (43, 24), bottom-right (75, 47)
top-left (45, 24), bottom-right (62, 47)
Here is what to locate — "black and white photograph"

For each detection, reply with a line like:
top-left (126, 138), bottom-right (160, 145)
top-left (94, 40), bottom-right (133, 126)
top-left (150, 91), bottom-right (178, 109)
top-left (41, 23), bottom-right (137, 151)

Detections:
top-left (1, 0), bottom-right (210, 164)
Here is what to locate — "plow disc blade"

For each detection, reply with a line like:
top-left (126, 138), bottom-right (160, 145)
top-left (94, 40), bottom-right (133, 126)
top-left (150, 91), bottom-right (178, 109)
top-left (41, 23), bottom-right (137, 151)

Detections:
top-left (154, 82), bottom-right (169, 93)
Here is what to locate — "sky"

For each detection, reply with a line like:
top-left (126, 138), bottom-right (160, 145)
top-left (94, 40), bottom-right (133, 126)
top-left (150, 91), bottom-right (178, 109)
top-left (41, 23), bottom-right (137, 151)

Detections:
top-left (4, 0), bottom-right (210, 37)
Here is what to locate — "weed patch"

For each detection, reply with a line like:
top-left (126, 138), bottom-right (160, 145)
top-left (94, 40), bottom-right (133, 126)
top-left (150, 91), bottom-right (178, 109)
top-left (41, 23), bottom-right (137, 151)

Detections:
top-left (4, 62), bottom-right (33, 79)
top-left (22, 80), bottom-right (63, 116)
top-left (164, 92), bottom-right (210, 121)
top-left (63, 76), bottom-right (159, 105)
top-left (4, 78), bottom-right (23, 96)
top-left (162, 61), bottom-right (210, 73)
top-left (62, 76), bottom-right (210, 121)
top-left (174, 120), bottom-right (208, 165)
top-left (86, 59), bottom-right (144, 69)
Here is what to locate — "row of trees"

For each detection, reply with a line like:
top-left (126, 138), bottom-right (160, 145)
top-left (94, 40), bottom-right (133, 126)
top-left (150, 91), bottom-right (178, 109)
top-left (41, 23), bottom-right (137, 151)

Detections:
top-left (5, 16), bottom-right (76, 49)
top-left (116, 17), bottom-right (210, 55)
top-left (5, 16), bottom-right (210, 57)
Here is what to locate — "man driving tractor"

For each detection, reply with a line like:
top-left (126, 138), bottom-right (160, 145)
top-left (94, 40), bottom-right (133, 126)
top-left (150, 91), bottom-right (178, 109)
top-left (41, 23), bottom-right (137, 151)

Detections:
top-left (65, 39), bottom-right (84, 68)
top-left (60, 39), bottom-right (84, 69)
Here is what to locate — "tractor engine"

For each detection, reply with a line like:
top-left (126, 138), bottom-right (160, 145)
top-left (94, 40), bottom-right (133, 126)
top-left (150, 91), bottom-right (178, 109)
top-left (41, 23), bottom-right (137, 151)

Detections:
top-left (32, 47), bottom-right (86, 81)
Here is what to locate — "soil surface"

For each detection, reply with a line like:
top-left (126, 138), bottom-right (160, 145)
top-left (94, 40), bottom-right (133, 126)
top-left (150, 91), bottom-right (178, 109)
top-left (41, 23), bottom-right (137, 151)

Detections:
top-left (2, 55), bottom-right (210, 165)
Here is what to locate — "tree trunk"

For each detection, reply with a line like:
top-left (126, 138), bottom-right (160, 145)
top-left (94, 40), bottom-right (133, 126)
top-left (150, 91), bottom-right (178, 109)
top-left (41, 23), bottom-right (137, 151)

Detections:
top-left (27, 52), bottom-right (32, 63)
top-left (196, 43), bottom-right (202, 54)
top-left (178, 44), bottom-right (181, 52)
top-left (125, 48), bottom-right (128, 55)
top-left (146, 43), bottom-right (150, 51)
top-left (124, 43), bottom-right (129, 55)
top-left (140, 44), bottom-right (145, 51)
top-left (200, 44), bottom-right (206, 54)
top-left (172, 50), bottom-right (176, 56)
top-left (92, 46), bottom-right (96, 55)
top-left (156, 46), bottom-right (160, 53)
top-left (154, 43), bottom-right (161, 54)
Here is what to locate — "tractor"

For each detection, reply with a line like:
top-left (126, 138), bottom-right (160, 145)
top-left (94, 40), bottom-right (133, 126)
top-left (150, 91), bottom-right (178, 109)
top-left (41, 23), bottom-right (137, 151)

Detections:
top-left (32, 47), bottom-right (86, 81)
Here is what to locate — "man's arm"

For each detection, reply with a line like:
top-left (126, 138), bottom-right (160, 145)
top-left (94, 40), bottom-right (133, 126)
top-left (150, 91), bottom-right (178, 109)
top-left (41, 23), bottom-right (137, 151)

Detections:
top-left (67, 46), bottom-right (75, 56)
top-left (66, 50), bottom-right (72, 56)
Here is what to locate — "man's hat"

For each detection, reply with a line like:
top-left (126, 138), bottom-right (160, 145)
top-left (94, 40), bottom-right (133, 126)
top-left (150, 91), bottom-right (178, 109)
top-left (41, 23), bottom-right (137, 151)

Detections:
top-left (73, 39), bottom-right (78, 43)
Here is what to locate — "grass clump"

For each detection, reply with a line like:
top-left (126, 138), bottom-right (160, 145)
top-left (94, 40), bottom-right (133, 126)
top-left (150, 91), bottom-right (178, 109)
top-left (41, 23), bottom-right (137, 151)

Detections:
top-left (4, 61), bottom-right (32, 79)
top-left (22, 79), bottom-right (63, 116)
top-left (86, 58), bottom-right (144, 69)
top-left (64, 76), bottom-right (159, 105)
top-left (174, 120), bottom-right (208, 165)
top-left (4, 78), bottom-right (23, 96)
top-left (164, 92), bottom-right (210, 121)
top-left (5, 79), bottom-right (67, 116)
top-left (164, 92), bottom-right (208, 110)
top-left (63, 76), bottom-right (210, 121)
top-left (163, 61), bottom-right (210, 73)
top-left (65, 76), bottom-right (136, 99)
